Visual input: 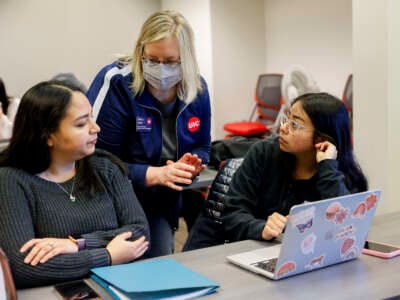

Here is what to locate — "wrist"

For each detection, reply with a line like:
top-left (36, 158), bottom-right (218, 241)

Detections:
top-left (146, 166), bottom-right (163, 187)
top-left (68, 236), bottom-right (86, 251)
top-left (105, 248), bottom-right (113, 265)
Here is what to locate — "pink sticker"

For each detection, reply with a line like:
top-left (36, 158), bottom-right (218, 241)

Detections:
top-left (334, 208), bottom-right (348, 224)
top-left (341, 238), bottom-right (355, 255)
top-left (365, 194), bottom-right (377, 211)
top-left (326, 202), bottom-right (341, 221)
top-left (335, 224), bottom-right (355, 240)
top-left (342, 247), bottom-right (358, 260)
top-left (301, 233), bottom-right (317, 255)
top-left (277, 261), bottom-right (296, 278)
top-left (352, 202), bottom-right (366, 218)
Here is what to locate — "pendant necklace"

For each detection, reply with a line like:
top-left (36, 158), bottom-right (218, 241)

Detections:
top-left (55, 176), bottom-right (77, 202)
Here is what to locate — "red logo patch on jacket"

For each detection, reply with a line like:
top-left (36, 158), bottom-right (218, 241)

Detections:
top-left (187, 117), bottom-right (200, 132)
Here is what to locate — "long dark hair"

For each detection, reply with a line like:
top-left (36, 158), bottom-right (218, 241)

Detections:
top-left (0, 80), bottom-right (125, 195)
top-left (0, 78), bottom-right (10, 114)
top-left (293, 92), bottom-right (368, 192)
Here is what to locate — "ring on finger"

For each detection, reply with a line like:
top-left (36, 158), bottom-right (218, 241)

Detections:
top-left (48, 242), bottom-right (54, 249)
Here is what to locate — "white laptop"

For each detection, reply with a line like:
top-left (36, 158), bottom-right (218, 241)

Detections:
top-left (226, 190), bottom-right (381, 280)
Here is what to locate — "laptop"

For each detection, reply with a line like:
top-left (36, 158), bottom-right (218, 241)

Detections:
top-left (226, 190), bottom-right (381, 280)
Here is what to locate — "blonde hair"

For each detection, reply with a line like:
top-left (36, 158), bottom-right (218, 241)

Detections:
top-left (128, 10), bottom-right (202, 103)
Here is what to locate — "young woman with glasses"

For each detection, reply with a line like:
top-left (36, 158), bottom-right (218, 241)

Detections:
top-left (222, 92), bottom-right (368, 242)
top-left (87, 10), bottom-right (211, 257)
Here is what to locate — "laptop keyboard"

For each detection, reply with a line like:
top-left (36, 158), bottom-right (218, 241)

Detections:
top-left (252, 258), bottom-right (278, 272)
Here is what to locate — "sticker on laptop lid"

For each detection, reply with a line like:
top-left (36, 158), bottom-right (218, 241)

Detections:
top-left (340, 237), bottom-right (359, 260)
top-left (301, 233), bottom-right (317, 255)
top-left (305, 255), bottom-right (325, 270)
top-left (291, 207), bottom-right (315, 234)
top-left (325, 202), bottom-right (349, 224)
top-left (277, 261), bottom-right (296, 279)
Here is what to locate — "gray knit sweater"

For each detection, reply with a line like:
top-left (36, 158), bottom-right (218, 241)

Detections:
top-left (0, 151), bottom-right (149, 289)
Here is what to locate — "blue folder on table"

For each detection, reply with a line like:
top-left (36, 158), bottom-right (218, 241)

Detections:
top-left (90, 258), bottom-right (219, 299)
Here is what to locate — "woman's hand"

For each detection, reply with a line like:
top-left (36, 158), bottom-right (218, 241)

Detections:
top-left (315, 141), bottom-right (337, 163)
top-left (20, 237), bottom-right (78, 266)
top-left (169, 153), bottom-right (205, 178)
top-left (146, 153), bottom-right (205, 191)
top-left (261, 212), bottom-right (288, 240)
top-left (106, 232), bottom-right (149, 265)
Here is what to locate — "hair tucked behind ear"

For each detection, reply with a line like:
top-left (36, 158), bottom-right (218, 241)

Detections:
top-left (293, 92), bottom-right (368, 192)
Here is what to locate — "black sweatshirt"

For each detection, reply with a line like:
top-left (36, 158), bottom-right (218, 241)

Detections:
top-left (223, 137), bottom-right (350, 242)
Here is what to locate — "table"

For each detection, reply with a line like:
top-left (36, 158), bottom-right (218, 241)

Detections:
top-left (183, 167), bottom-right (218, 190)
top-left (17, 212), bottom-right (400, 299)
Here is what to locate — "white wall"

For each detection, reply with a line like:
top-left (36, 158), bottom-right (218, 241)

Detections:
top-left (353, 0), bottom-right (400, 214)
top-left (211, 0), bottom-right (266, 139)
top-left (264, 0), bottom-right (352, 98)
top-left (387, 0), bottom-right (400, 214)
top-left (0, 0), bottom-right (159, 97)
top-left (208, 0), bottom-right (352, 139)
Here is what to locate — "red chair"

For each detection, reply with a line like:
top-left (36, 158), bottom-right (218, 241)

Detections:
top-left (223, 74), bottom-right (283, 138)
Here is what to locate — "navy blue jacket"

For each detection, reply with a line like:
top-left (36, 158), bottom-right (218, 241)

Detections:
top-left (87, 61), bottom-right (211, 228)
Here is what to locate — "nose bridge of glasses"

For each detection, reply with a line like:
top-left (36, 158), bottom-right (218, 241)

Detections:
top-left (280, 114), bottom-right (289, 126)
top-left (279, 114), bottom-right (304, 134)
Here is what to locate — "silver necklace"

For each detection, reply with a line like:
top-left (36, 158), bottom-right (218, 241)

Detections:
top-left (55, 177), bottom-right (77, 202)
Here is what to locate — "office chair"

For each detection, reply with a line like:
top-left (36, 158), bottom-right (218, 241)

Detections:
top-left (223, 74), bottom-right (283, 138)
top-left (342, 74), bottom-right (353, 130)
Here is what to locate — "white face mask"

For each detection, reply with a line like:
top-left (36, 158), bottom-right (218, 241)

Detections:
top-left (142, 60), bottom-right (182, 91)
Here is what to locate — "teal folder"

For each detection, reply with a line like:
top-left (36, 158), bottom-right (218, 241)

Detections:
top-left (90, 258), bottom-right (219, 299)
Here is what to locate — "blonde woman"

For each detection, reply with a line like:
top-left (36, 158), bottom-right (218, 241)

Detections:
top-left (87, 10), bottom-right (211, 257)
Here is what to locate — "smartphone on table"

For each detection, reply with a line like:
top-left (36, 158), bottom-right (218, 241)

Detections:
top-left (54, 279), bottom-right (100, 300)
top-left (362, 240), bottom-right (400, 259)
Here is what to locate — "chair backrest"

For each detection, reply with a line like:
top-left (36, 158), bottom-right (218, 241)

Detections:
top-left (0, 248), bottom-right (17, 300)
top-left (182, 158), bottom-right (244, 251)
top-left (342, 74), bottom-right (353, 114)
top-left (253, 74), bottom-right (283, 125)
top-left (342, 74), bottom-right (353, 131)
